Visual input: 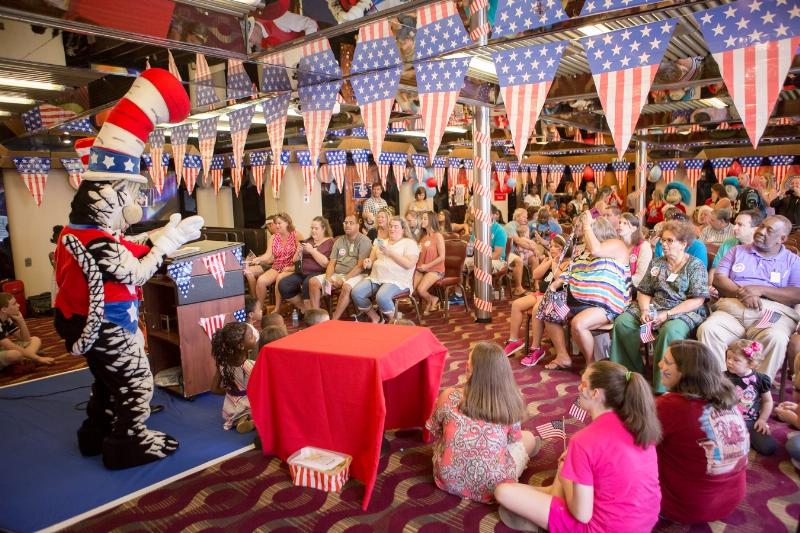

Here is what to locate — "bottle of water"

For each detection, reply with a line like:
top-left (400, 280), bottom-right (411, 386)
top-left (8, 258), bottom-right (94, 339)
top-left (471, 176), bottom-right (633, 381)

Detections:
top-left (291, 309), bottom-right (299, 328)
top-left (648, 304), bottom-right (658, 321)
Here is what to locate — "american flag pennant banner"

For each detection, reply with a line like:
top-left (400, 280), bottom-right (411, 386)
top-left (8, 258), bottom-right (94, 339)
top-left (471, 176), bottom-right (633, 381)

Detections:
top-left (573, 128), bottom-right (584, 143)
top-left (351, 149), bottom-right (371, 186)
top-left (536, 419), bottom-right (566, 440)
top-left (660, 160), bottom-right (680, 184)
top-left (581, 20), bottom-right (677, 158)
top-left (568, 399), bottom-right (588, 423)
top-left (611, 160), bottom-right (631, 188)
top-left (710, 157), bottom-right (734, 182)
top-left (231, 247), bottom-right (243, 266)
top-left (495, 161), bottom-right (509, 191)
top-left (198, 116), bottom-right (220, 183)
top-left (640, 321), bottom-right (656, 343)
top-left (684, 158), bottom-right (706, 189)
top-left (210, 155), bottom-right (225, 194)
top-left (411, 153), bottom-right (429, 185)
top-left (199, 313), bottom-right (227, 340)
top-left (296, 150), bottom-right (318, 203)
top-left (377, 151), bottom-right (392, 189)
top-left (226, 59), bottom-right (256, 100)
top-left (326, 149), bottom-right (348, 192)
top-left (389, 151), bottom-right (408, 188)
top-left (493, 41), bottom-right (567, 164)
top-left (261, 53), bottom-right (293, 92)
top-left (433, 156), bottom-right (448, 190)
top-left (569, 163), bottom-right (584, 188)
top-left (494, 0), bottom-right (568, 38)
top-left (194, 53), bottom-right (219, 107)
top-left (233, 308), bottom-right (247, 323)
top-left (351, 20), bottom-right (403, 164)
top-left (167, 261), bottom-right (193, 299)
top-left (263, 93), bottom-right (291, 168)
top-left (61, 157), bottom-right (84, 190)
top-left (62, 117), bottom-right (95, 134)
top-left (738, 156), bottom-right (763, 178)
top-left (447, 157), bottom-right (461, 190)
top-left (694, 0), bottom-right (800, 148)
top-left (769, 155), bottom-right (795, 189)
top-left (168, 49), bottom-right (181, 81)
top-left (170, 123), bottom-right (193, 187)
top-left (416, 56), bottom-right (472, 161)
top-left (249, 151), bottom-right (267, 195)
top-left (202, 251), bottom-right (227, 288)
top-left (754, 308), bottom-right (781, 329)
top-left (550, 164), bottom-right (566, 185)
top-left (414, 1), bottom-right (471, 61)
top-left (581, 0), bottom-right (655, 16)
top-left (297, 38), bottom-right (344, 168)
top-left (594, 132), bottom-right (610, 145)
top-left (227, 104), bottom-right (256, 197)
top-left (590, 163), bottom-right (608, 179)
top-left (22, 103), bottom-right (77, 132)
top-left (148, 129), bottom-right (167, 194)
top-left (509, 162), bottom-right (520, 187)
top-left (271, 150), bottom-right (291, 199)
top-left (183, 154), bottom-right (202, 194)
top-left (12, 156), bottom-right (50, 207)
top-left (463, 158), bottom-right (475, 190)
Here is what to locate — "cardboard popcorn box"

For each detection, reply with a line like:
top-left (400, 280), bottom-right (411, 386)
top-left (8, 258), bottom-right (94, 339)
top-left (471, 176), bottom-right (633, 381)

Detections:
top-left (287, 447), bottom-right (352, 492)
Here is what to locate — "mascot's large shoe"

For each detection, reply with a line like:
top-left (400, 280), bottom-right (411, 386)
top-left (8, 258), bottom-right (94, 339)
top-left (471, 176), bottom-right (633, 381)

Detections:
top-left (53, 68), bottom-right (204, 470)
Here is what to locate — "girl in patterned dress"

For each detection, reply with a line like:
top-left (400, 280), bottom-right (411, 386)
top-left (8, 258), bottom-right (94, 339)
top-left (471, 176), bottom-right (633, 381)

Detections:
top-left (425, 342), bottom-right (542, 503)
top-left (211, 322), bottom-right (259, 432)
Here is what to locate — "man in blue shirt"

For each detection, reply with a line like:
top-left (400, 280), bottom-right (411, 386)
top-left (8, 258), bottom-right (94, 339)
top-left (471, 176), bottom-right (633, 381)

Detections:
top-left (464, 205), bottom-right (508, 274)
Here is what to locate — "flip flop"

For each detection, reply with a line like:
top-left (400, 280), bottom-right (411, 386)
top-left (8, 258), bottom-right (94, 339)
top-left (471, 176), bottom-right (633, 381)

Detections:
top-left (544, 360), bottom-right (573, 371)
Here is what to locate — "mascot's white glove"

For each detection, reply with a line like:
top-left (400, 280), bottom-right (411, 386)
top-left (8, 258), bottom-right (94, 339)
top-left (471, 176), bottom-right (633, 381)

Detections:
top-left (342, 3), bottom-right (368, 21)
top-left (153, 213), bottom-right (205, 256)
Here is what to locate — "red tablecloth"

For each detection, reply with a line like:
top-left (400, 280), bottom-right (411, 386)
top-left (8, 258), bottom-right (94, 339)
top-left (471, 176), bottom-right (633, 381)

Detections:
top-left (247, 321), bottom-right (447, 510)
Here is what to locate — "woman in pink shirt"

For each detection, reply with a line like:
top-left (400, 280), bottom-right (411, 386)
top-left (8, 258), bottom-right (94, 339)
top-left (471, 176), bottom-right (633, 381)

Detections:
top-left (495, 361), bottom-right (662, 532)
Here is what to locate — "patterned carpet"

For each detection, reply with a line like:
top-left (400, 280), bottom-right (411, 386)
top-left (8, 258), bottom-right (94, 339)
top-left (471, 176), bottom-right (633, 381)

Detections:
top-left (10, 305), bottom-right (800, 532)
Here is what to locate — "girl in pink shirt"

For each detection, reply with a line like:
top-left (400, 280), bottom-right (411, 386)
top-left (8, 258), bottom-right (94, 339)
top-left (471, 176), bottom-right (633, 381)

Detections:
top-left (495, 361), bottom-right (662, 532)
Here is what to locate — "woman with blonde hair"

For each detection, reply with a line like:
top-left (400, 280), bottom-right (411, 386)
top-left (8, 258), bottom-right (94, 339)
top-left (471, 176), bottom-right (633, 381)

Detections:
top-left (426, 342), bottom-right (541, 503)
top-left (414, 211), bottom-right (446, 314)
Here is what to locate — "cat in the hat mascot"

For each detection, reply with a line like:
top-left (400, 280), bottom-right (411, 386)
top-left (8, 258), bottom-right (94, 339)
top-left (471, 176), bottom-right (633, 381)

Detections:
top-left (54, 68), bottom-right (204, 470)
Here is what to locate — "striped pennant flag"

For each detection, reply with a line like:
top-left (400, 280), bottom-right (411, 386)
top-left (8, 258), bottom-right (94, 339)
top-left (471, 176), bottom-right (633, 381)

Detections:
top-left (769, 155), bottom-right (794, 190)
top-left (573, 128), bottom-right (584, 143)
top-left (148, 129), bottom-right (167, 194)
top-left (640, 321), bottom-right (656, 343)
top-left (351, 20), bottom-right (403, 164)
top-left (61, 157), bottom-right (84, 190)
top-left (509, 162), bottom-right (520, 189)
top-left (183, 154), bottom-right (202, 194)
top-left (754, 308), bottom-right (781, 329)
top-left (693, 0), bottom-right (800, 148)
top-left (660, 160), bottom-right (680, 184)
top-left (198, 116), bottom-right (219, 183)
top-left (22, 104), bottom-right (76, 132)
top-left (494, 0), bottom-right (568, 38)
top-left (351, 149), bottom-right (371, 186)
top-left (684, 158), bottom-right (706, 189)
top-left (494, 41), bottom-right (566, 164)
top-left (13, 156), bottom-right (50, 206)
top-left (569, 164), bottom-right (584, 189)
top-left (199, 313), bottom-right (227, 340)
top-left (590, 163), bottom-right (608, 181)
top-left (142, 153), bottom-right (170, 195)
top-left (581, 20), bottom-right (677, 157)
top-left (710, 157), bottom-right (734, 183)
top-left (249, 151), bottom-right (267, 195)
top-left (326, 149), bottom-right (347, 193)
top-left (377, 151), bottom-right (392, 190)
top-left (415, 1), bottom-right (471, 61)
top-left (550, 164), bottom-right (566, 186)
top-left (495, 161), bottom-right (509, 192)
top-left (390, 152), bottom-right (408, 189)
top-left (202, 251), bottom-right (227, 288)
top-left (611, 160), bottom-right (630, 189)
top-left (536, 419), bottom-right (565, 440)
top-left (271, 150), bottom-right (291, 199)
top-left (261, 53), bottom-right (292, 92)
top-left (227, 104), bottom-right (256, 197)
top-left (447, 157), bottom-right (461, 190)
top-left (226, 59), bottom-right (256, 100)
top-left (209, 155), bottom-right (225, 194)
top-left (463, 158), bottom-right (474, 190)
top-left (170, 123), bottom-right (192, 187)
top-left (433, 156), bottom-right (447, 191)
top-left (568, 399), bottom-right (587, 422)
top-left (263, 93), bottom-right (291, 183)
top-left (167, 49), bottom-right (181, 81)
top-left (297, 38), bottom-right (343, 170)
top-left (61, 117), bottom-right (95, 134)
top-left (411, 153), bottom-right (428, 185)
top-left (296, 150), bottom-right (318, 203)
top-left (194, 53), bottom-right (219, 107)
top-left (594, 132), bottom-right (609, 145)
top-left (738, 156), bottom-right (763, 178)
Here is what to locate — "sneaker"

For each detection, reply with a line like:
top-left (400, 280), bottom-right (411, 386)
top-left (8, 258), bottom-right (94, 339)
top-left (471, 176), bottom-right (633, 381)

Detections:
top-left (448, 294), bottom-right (465, 305)
top-left (521, 347), bottom-right (546, 367)
top-left (503, 339), bottom-right (525, 356)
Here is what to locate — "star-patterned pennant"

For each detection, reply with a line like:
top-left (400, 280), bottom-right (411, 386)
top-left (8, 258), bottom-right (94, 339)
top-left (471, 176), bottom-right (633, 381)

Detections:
top-left (227, 59), bottom-right (256, 100)
top-left (170, 123), bottom-right (193, 187)
top-left (416, 57), bottom-right (472, 162)
top-left (494, 41), bottom-right (567, 164)
top-left (262, 53), bottom-right (293, 92)
top-left (590, 163), bottom-right (608, 180)
top-left (296, 150), bottom-right (318, 203)
top-left (770, 155), bottom-right (795, 189)
top-left (62, 117), bottom-right (95, 134)
top-left (351, 20), bottom-right (403, 164)
top-left (12, 156), bottom-right (50, 206)
top-left (297, 38), bottom-right (344, 169)
top-left (660, 160), bottom-right (680, 184)
top-left (227, 104), bottom-right (256, 197)
top-left (611, 160), bottom-right (631, 188)
top-left (271, 149), bottom-right (291, 199)
top-left (463, 158), bottom-right (475, 190)
top-left (569, 163), bottom-right (584, 188)
top-left (433, 156), bottom-right (447, 190)
top-left (494, 0), bottom-right (569, 38)
top-left (581, 19), bottom-right (677, 157)
top-left (447, 158), bottom-right (461, 190)
top-left (351, 149), bottom-right (371, 186)
top-left (194, 53), bottom-right (219, 107)
top-left (411, 153), bottom-right (429, 185)
top-left (326, 149), bottom-right (348, 193)
top-left (183, 154), bottom-right (202, 194)
top-left (414, 1), bottom-right (471, 61)
top-left (550, 163), bottom-right (565, 185)
top-left (198, 116), bottom-right (219, 183)
top-left (148, 129), bottom-right (167, 194)
top-left (249, 151), bottom-right (267, 195)
top-left (684, 158), bottom-right (706, 189)
top-left (61, 157), bottom-right (84, 190)
top-left (710, 157), bottom-right (735, 182)
top-left (263, 93), bottom-right (291, 173)
top-left (210, 155), bottom-right (225, 194)
top-left (390, 151), bottom-right (408, 189)
top-left (738, 156), bottom-right (763, 178)
top-left (167, 261), bottom-right (193, 299)
top-left (693, 0), bottom-right (800, 148)
top-left (233, 308), bottom-right (247, 322)
top-left (580, 0), bottom-right (657, 16)
top-left (22, 104), bottom-right (76, 133)
top-left (377, 151), bottom-right (392, 189)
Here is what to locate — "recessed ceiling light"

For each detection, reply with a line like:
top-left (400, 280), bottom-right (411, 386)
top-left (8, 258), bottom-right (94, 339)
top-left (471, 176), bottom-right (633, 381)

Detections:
top-left (0, 77), bottom-right (66, 91)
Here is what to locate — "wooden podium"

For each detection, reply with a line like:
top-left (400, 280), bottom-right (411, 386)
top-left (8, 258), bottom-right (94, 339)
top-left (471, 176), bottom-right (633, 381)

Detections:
top-left (143, 240), bottom-right (244, 398)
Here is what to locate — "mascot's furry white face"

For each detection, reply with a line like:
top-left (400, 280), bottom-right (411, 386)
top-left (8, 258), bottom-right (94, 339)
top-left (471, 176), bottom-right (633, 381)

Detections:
top-left (665, 188), bottom-right (682, 205)
top-left (84, 180), bottom-right (143, 234)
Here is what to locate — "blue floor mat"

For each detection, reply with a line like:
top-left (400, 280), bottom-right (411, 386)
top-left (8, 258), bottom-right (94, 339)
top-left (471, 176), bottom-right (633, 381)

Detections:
top-left (0, 369), bottom-right (253, 532)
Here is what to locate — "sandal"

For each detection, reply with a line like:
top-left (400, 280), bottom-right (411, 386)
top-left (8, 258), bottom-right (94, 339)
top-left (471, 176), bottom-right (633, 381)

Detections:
top-left (544, 359), bottom-right (573, 371)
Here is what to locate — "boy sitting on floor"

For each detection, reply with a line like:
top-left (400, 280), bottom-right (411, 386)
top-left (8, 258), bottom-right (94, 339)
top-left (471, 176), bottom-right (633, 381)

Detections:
top-left (0, 292), bottom-right (53, 368)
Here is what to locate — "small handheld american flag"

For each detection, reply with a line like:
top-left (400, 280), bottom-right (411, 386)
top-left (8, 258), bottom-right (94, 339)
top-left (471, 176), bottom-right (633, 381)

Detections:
top-left (568, 399), bottom-right (587, 423)
top-left (753, 309), bottom-right (781, 329)
top-left (536, 419), bottom-right (565, 440)
top-left (640, 321), bottom-right (656, 343)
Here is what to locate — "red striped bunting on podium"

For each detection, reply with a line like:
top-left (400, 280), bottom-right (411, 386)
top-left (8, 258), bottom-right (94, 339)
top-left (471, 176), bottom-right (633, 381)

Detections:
top-left (199, 313), bottom-right (227, 340)
top-left (202, 251), bottom-right (227, 288)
